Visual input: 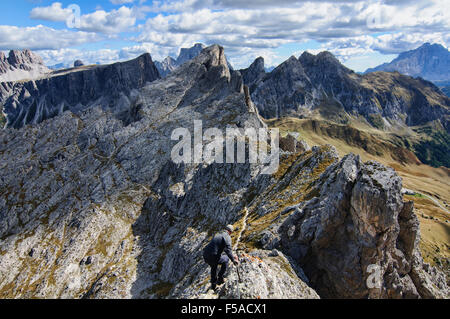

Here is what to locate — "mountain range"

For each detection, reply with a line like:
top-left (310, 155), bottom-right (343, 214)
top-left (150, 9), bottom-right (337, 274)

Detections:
top-left (0, 44), bottom-right (448, 299)
top-left (239, 50), bottom-right (450, 168)
top-left (154, 43), bottom-right (206, 77)
top-left (365, 43), bottom-right (450, 97)
top-left (0, 53), bottom-right (160, 129)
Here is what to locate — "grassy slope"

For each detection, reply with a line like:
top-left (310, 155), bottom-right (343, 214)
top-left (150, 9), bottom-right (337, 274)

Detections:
top-left (268, 116), bottom-right (449, 274)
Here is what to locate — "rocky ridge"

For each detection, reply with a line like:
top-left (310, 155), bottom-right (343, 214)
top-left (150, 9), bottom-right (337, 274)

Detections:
top-left (242, 53), bottom-right (450, 133)
top-left (0, 50), bottom-right (50, 83)
top-left (154, 57), bottom-right (177, 77)
top-left (365, 43), bottom-right (450, 82)
top-left (155, 43), bottom-right (206, 77)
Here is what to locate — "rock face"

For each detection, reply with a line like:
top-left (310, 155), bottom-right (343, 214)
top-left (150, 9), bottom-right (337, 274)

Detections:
top-left (0, 45), bottom-right (447, 299)
top-left (0, 53), bottom-right (160, 129)
top-left (279, 133), bottom-right (310, 154)
top-left (442, 86), bottom-right (450, 97)
top-left (365, 43), bottom-right (450, 82)
top-left (155, 43), bottom-right (206, 77)
top-left (176, 43), bottom-right (206, 65)
top-left (239, 57), bottom-right (265, 89)
top-left (241, 52), bottom-right (450, 132)
top-left (277, 154), bottom-right (448, 298)
top-left (0, 50), bottom-right (50, 82)
top-left (246, 55), bottom-right (317, 119)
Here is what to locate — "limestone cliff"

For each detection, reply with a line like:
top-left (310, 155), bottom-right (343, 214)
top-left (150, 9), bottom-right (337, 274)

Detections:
top-left (0, 53), bottom-right (160, 129)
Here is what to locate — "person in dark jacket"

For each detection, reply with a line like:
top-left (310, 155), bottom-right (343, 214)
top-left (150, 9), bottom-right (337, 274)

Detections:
top-left (203, 225), bottom-right (239, 290)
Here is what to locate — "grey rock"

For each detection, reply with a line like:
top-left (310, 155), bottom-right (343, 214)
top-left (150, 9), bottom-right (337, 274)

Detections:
top-left (239, 57), bottom-right (265, 90)
top-left (246, 55), bottom-right (318, 119)
top-left (74, 60), bottom-right (84, 68)
top-left (0, 50), bottom-right (50, 82)
top-left (154, 57), bottom-right (177, 77)
top-left (0, 45), bottom-right (278, 299)
top-left (193, 250), bottom-right (319, 299)
top-left (279, 133), bottom-right (310, 154)
top-left (176, 43), bottom-right (206, 66)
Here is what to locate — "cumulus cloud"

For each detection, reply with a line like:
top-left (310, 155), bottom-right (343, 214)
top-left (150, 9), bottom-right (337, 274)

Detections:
top-left (0, 25), bottom-right (102, 50)
top-left (110, 0), bottom-right (136, 4)
top-left (132, 0), bottom-right (450, 67)
top-left (36, 42), bottom-right (166, 68)
top-left (30, 2), bottom-right (136, 34)
top-left (311, 32), bottom-right (449, 62)
top-left (30, 2), bottom-right (72, 22)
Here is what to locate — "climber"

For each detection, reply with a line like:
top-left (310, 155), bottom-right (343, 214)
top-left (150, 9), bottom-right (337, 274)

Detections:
top-left (203, 225), bottom-right (239, 290)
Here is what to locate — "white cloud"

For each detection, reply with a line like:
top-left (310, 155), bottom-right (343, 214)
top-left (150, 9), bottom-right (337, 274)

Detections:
top-left (372, 32), bottom-right (449, 54)
top-left (311, 32), bottom-right (449, 63)
top-left (131, 0), bottom-right (450, 67)
top-left (37, 43), bottom-right (167, 68)
top-left (30, 3), bottom-right (137, 34)
top-left (30, 2), bottom-right (72, 22)
top-left (118, 42), bottom-right (173, 61)
top-left (0, 25), bottom-right (102, 50)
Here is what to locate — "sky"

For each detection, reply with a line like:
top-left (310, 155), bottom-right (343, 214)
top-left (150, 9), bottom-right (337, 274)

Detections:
top-left (0, 0), bottom-right (449, 71)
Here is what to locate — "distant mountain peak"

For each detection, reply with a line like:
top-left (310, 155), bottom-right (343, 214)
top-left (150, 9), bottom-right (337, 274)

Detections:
top-left (1, 52), bottom-right (160, 128)
top-left (365, 42), bottom-right (450, 82)
top-left (299, 51), bottom-right (315, 59)
top-left (176, 43), bottom-right (206, 65)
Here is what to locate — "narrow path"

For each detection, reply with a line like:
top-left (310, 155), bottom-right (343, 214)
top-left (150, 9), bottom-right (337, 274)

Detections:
top-left (234, 207), bottom-right (249, 251)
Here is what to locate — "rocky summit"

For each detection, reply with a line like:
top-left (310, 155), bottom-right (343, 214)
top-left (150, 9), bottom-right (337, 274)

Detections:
top-left (365, 43), bottom-right (450, 83)
top-left (0, 50), bottom-right (50, 83)
top-left (0, 45), bottom-right (448, 299)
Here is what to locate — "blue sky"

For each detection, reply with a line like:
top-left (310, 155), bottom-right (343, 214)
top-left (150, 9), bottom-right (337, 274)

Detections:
top-left (0, 0), bottom-right (448, 71)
